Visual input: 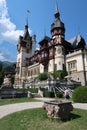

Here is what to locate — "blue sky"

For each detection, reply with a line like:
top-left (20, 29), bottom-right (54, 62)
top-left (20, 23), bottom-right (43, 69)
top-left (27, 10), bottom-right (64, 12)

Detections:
top-left (0, 0), bottom-right (87, 62)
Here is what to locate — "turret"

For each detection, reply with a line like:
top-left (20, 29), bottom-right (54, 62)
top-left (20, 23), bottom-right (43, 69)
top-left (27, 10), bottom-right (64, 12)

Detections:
top-left (51, 2), bottom-right (65, 44)
top-left (50, 1), bottom-right (65, 71)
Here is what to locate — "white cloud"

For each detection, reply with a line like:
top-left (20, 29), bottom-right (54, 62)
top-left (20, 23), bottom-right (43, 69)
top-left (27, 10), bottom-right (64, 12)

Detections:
top-left (0, 0), bottom-right (24, 44)
top-left (0, 0), bottom-right (31, 61)
top-left (0, 0), bottom-right (8, 18)
top-left (0, 53), bottom-right (4, 60)
top-left (2, 30), bottom-right (24, 44)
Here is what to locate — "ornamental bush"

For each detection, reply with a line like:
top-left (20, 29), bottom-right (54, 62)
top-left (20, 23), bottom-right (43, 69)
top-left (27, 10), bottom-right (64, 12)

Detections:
top-left (38, 72), bottom-right (48, 81)
top-left (56, 91), bottom-right (63, 98)
top-left (28, 88), bottom-right (38, 93)
top-left (72, 86), bottom-right (87, 103)
top-left (43, 91), bottom-right (55, 98)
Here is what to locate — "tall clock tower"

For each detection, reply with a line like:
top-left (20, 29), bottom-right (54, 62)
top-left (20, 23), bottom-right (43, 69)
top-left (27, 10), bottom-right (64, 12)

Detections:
top-left (15, 21), bottom-right (36, 86)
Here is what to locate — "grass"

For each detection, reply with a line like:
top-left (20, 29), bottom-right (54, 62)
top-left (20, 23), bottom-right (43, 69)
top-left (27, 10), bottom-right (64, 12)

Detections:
top-left (0, 108), bottom-right (87, 130)
top-left (0, 97), bottom-right (39, 106)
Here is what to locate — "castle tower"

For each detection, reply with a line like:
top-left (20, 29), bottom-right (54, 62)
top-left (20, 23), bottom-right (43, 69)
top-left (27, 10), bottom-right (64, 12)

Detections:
top-left (15, 18), bottom-right (36, 87)
top-left (49, 2), bottom-right (65, 72)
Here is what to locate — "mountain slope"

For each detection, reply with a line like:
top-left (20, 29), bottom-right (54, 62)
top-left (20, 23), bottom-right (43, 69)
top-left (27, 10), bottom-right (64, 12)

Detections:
top-left (0, 61), bottom-right (16, 68)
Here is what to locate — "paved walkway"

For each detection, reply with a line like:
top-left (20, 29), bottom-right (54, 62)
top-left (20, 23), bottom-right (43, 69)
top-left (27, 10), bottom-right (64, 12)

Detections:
top-left (72, 103), bottom-right (87, 110)
top-left (0, 102), bottom-right (43, 119)
top-left (0, 98), bottom-right (87, 119)
top-left (36, 98), bottom-right (87, 110)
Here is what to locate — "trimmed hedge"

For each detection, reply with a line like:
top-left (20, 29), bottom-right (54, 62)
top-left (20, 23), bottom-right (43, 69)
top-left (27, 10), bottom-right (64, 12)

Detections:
top-left (28, 88), bottom-right (38, 93)
top-left (43, 91), bottom-right (55, 98)
top-left (72, 86), bottom-right (87, 103)
top-left (43, 91), bottom-right (63, 98)
top-left (56, 91), bottom-right (63, 98)
top-left (15, 88), bottom-right (38, 93)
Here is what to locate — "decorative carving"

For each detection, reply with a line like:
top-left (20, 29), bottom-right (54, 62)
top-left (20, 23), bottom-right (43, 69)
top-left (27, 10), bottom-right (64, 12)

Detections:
top-left (57, 47), bottom-right (62, 54)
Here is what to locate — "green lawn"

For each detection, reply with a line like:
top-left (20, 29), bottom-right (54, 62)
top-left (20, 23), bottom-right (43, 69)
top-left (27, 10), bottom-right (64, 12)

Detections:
top-left (0, 108), bottom-right (87, 130)
top-left (0, 97), bottom-right (39, 106)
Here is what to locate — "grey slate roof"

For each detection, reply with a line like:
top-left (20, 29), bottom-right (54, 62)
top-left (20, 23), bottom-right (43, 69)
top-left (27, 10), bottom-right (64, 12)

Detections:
top-left (68, 34), bottom-right (86, 48)
top-left (39, 36), bottom-right (51, 45)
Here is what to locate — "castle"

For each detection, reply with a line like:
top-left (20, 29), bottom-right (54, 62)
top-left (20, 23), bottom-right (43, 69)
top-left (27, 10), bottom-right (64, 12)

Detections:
top-left (15, 3), bottom-right (87, 88)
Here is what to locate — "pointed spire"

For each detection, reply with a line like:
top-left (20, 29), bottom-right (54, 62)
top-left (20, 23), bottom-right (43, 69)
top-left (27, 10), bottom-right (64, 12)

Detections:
top-left (25, 14), bottom-right (28, 29)
top-left (23, 10), bottom-right (31, 40)
top-left (55, 0), bottom-right (60, 19)
top-left (55, 0), bottom-right (58, 13)
top-left (25, 10), bottom-right (31, 29)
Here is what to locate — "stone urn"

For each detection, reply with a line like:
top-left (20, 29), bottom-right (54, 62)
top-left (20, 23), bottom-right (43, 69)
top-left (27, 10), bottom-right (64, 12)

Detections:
top-left (43, 100), bottom-right (73, 120)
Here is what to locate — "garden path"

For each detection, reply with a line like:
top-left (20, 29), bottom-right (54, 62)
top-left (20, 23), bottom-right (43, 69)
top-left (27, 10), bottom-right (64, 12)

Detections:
top-left (0, 98), bottom-right (87, 119)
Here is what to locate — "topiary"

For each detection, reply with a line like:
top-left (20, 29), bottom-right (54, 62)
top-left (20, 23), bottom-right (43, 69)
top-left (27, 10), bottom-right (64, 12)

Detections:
top-left (72, 86), bottom-right (87, 103)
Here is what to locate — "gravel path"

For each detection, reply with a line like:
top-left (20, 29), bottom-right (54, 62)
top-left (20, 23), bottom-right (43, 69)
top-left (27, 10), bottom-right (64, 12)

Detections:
top-left (72, 103), bottom-right (87, 110)
top-left (0, 102), bottom-right (43, 119)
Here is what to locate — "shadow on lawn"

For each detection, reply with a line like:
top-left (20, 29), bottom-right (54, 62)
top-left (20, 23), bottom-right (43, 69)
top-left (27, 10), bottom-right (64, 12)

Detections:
top-left (70, 113), bottom-right (81, 120)
top-left (60, 113), bottom-right (81, 122)
top-left (47, 112), bottom-right (81, 122)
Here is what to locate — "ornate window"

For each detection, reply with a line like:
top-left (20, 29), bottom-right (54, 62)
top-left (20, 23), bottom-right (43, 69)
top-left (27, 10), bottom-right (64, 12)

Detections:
top-left (68, 60), bottom-right (77, 73)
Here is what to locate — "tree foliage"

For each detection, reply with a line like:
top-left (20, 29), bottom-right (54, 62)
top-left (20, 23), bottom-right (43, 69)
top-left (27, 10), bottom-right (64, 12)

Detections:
top-left (38, 72), bottom-right (48, 81)
top-left (51, 70), bottom-right (67, 80)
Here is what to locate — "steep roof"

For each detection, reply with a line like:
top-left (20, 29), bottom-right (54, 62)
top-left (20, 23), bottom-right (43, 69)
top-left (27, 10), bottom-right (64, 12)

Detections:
top-left (39, 36), bottom-right (51, 45)
top-left (68, 34), bottom-right (86, 49)
top-left (51, 2), bottom-right (65, 32)
top-left (23, 24), bottom-right (30, 40)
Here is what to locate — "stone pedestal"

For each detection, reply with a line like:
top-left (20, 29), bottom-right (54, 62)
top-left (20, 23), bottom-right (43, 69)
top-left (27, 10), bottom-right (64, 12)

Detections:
top-left (43, 100), bottom-right (73, 120)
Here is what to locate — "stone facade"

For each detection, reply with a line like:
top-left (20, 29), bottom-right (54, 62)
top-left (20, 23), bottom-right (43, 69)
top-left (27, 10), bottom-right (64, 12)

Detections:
top-left (15, 3), bottom-right (87, 88)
